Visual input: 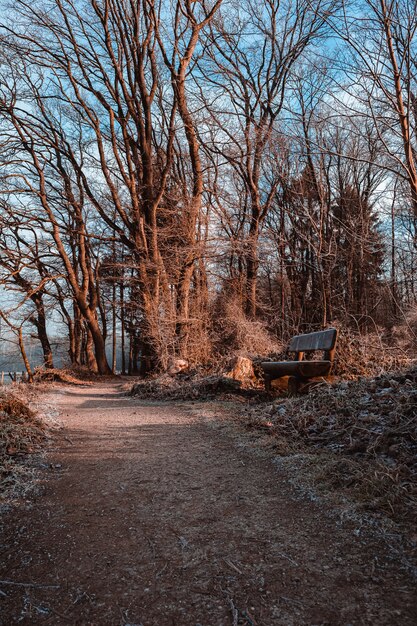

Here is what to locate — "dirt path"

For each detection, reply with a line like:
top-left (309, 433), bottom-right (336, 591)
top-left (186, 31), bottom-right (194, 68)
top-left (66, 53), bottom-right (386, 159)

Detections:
top-left (1, 383), bottom-right (416, 625)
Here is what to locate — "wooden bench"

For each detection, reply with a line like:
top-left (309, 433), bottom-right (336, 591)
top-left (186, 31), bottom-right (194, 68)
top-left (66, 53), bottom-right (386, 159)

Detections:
top-left (261, 328), bottom-right (338, 394)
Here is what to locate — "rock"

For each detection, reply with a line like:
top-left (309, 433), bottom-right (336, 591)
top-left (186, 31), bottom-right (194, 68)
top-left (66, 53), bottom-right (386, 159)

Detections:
top-left (224, 356), bottom-right (255, 383)
top-left (167, 358), bottom-right (189, 375)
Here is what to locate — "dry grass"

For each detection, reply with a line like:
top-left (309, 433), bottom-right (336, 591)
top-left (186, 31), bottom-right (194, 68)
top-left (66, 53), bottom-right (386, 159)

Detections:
top-left (331, 322), bottom-right (413, 378)
top-left (244, 368), bottom-right (417, 529)
top-left (211, 296), bottom-right (283, 358)
top-left (0, 391), bottom-right (47, 502)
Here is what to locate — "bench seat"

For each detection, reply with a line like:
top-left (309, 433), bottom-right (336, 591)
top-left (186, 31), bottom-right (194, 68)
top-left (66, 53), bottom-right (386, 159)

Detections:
top-left (261, 360), bottom-right (332, 380)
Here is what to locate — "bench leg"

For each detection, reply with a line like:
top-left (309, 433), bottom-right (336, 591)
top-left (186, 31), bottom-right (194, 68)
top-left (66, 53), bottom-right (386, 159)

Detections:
top-left (264, 374), bottom-right (272, 392)
top-left (287, 376), bottom-right (300, 396)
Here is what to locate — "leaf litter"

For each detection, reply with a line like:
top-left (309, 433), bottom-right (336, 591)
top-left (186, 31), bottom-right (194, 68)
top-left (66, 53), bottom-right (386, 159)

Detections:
top-left (0, 390), bottom-right (48, 503)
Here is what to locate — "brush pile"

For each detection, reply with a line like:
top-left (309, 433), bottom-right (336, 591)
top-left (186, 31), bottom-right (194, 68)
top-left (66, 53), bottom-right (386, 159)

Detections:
top-left (131, 372), bottom-right (244, 400)
top-left (245, 368), bottom-right (417, 527)
top-left (0, 392), bottom-right (47, 501)
top-left (33, 367), bottom-right (93, 385)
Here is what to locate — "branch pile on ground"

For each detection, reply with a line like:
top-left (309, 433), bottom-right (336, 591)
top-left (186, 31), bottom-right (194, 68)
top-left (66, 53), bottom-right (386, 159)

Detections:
top-left (245, 368), bottom-right (417, 527)
top-left (33, 367), bottom-right (93, 385)
top-left (131, 373), bottom-right (244, 400)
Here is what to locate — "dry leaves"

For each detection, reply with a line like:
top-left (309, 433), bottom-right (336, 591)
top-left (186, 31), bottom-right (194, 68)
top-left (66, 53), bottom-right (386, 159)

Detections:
top-left (0, 392), bottom-right (47, 501)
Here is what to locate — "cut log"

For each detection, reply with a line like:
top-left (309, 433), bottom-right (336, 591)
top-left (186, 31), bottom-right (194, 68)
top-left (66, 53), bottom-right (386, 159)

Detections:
top-left (225, 356), bottom-right (255, 383)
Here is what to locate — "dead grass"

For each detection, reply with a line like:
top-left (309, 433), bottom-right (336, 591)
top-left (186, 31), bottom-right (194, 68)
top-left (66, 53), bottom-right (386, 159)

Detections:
top-left (244, 368), bottom-right (417, 529)
top-left (0, 391), bottom-right (47, 502)
top-left (211, 296), bottom-right (283, 358)
top-left (331, 323), bottom-right (413, 378)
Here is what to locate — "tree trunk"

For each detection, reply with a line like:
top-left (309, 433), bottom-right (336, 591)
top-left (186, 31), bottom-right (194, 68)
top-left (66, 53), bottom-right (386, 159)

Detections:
top-left (85, 313), bottom-right (111, 375)
top-left (112, 281), bottom-right (117, 374)
top-left (85, 327), bottom-right (98, 374)
top-left (175, 261), bottom-right (195, 359)
top-left (74, 304), bottom-right (83, 365)
top-left (245, 216), bottom-right (260, 318)
top-left (120, 282), bottom-right (126, 375)
top-left (31, 295), bottom-right (54, 368)
top-left (18, 328), bottom-right (33, 383)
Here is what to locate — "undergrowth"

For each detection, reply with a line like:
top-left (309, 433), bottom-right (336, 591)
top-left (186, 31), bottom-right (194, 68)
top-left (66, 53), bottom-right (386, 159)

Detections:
top-left (244, 368), bottom-right (417, 531)
top-left (0, 392), bottom-right (47, 502)
top-left (33, 366), bottom-right (94, 385)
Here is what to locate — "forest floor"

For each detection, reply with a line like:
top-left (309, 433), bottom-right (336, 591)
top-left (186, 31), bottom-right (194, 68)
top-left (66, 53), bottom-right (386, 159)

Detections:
top-left (1, 382), bottom-right (417, 625)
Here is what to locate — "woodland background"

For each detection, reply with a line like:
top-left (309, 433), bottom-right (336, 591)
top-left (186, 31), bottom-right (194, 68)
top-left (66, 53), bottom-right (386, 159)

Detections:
top-left (0, 0), bottom-right (417, 378)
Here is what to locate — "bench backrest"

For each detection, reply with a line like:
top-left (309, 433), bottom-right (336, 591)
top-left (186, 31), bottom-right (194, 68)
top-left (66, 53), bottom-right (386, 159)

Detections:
top-left (289, 328), bottom-right (338, 358)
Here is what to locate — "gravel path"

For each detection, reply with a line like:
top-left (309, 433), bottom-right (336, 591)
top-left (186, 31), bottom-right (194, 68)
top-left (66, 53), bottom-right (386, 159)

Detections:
top-left (0, 382), bottom-right (416, 625)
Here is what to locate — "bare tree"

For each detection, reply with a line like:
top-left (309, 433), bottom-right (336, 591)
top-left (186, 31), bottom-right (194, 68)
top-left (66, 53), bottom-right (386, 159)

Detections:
top-left (0, 204), bottom-right (56, 368)
top-left (199, 0), bottom-right (338, 316)
top-left (326, 0), bottom-right (417, 217)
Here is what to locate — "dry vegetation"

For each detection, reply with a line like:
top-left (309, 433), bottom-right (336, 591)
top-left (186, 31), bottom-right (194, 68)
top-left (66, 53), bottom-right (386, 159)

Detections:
top-left (131, 324), bottom-right (415, 396)
top-left (33, 366), bottom-right (95, 385)
top-left (0, 391), bottom-right (47, 502)
top-left (211, 296), bottom-right (283, 359)
top-left (130, 352), bottom-right (265, 400)
top-left (331, 323), bottom-right (414, 378)
top-left (129, 328), bottom-right (417, 538)
top-left (234, 369), bottom-right (417, 538)
top-left (131, 372), bottom-right (250, 401)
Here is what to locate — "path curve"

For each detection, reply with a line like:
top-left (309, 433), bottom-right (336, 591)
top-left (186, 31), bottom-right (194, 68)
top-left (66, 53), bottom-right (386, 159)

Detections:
top-left (0, 383), bottom-right (416, 625)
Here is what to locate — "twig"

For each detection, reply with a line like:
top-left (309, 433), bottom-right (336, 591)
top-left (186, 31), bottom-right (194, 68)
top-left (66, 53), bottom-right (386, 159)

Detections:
top-left (279, 595), bottom-right (303, 606)
top-left (145, 535), bottom-right (156, 559)
top-left (242, 609), bottom-right (258, 626)
top-left (277, 552), bottom-right (298, 567)
top-left (224, 558), bottom-right (243, 574)
top-left (229, 596), bottom-right (239, 626)
top-left (156, 563), bottom-right (168, 578)
top-left (46, 609), bottom-right (74, 622)
top-left (0, 580), bottom-right (59, 590)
